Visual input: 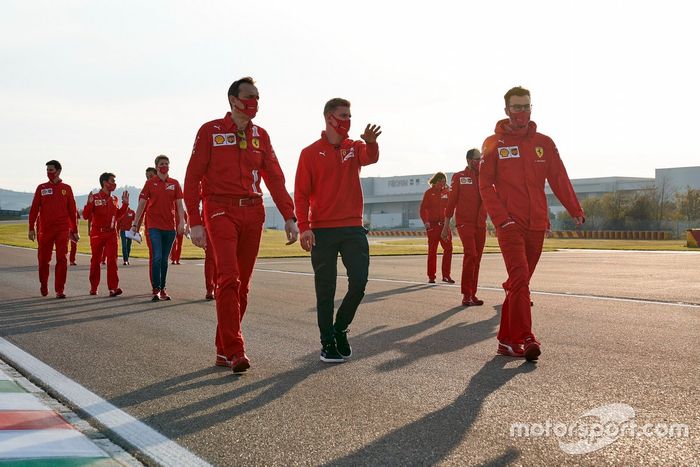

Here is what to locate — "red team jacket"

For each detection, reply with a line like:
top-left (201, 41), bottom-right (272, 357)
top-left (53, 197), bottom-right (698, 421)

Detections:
top-left (294, 132), bottom-right (379, 233)
top-left (28, 180), bottom-right (78, 234)
top-left (82, 191), bottom-right (128, 232)
top-left (117, 208), bottom-right (136, 231)
top-left (184, 113), bottom-right (295, 227)
top-left (419, 186), bottom-right (449, 225)
top-left (479, 119), bottom-right (583, 230)
top-left (446, 167), bottom-right (487, 228)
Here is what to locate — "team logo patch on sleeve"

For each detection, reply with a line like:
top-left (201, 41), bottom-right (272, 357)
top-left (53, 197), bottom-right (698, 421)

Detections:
top-left (213, 133), bottom-right (237, 146)
top-left (459, 176), bottom-right (473, 185)
top-left (498, 146), bottom-right (520, 159)
top-left (40, 188), bottom-right (53, 196)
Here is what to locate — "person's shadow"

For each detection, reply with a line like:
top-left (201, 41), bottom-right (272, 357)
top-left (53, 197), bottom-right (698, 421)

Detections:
top-left (325, 357), bottom-right (534, 466)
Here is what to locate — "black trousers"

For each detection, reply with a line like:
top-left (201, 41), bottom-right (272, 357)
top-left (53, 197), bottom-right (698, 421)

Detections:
top-left (311, 227), bottom-right (370, 344)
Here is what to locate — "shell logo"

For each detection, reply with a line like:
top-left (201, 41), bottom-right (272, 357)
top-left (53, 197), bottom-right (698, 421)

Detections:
top-left (214, 135), bottom-right (225, 145)
top-left (499, 148), bottom-right (510, 158)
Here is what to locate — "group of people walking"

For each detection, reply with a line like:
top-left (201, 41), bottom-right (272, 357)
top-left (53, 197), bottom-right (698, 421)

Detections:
top-left (27, 82), bottom-right (583, 370)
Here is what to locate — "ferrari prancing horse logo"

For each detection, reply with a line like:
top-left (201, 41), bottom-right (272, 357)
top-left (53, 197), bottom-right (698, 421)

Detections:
top-left (536, 146), bottom-right (544, 158)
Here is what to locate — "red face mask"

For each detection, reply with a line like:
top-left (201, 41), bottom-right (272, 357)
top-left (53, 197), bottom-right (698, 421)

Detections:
top-left (237, 98), bottom-right (258, 119)
top-left (158, 166), bottom-right (169, 175)
top-left (509, 111), bottom-right (531, 128)
top-left (330, 115), bottom-right (351, 138)
top-left (46, 171), bottom-right (56, 182)
top-left (105, 182), bottom-right (116, 192)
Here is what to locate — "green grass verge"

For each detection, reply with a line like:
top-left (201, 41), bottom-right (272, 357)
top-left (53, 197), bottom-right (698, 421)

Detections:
top-left (0, 222), bottom-right (693, 259)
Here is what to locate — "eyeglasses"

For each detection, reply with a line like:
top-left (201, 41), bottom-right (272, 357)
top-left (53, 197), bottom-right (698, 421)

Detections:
top-left (508, 104), bottom-right (532, 112)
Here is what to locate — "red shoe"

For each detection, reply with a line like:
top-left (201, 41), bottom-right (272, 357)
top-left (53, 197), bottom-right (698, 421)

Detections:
top-left (497, 341), bottom-right (524, 357)
top-left (230, 354), bottom-right (251, 373)
top-left (109, 288), bottom-right (123, 297)
top-left (523, 337), bottom-right (541, 361)
top-left (205, 291), bottom-right (215, 300)
top-left (159, 289), bottom-right (171, 301)
top-left (442, 277), bottom-right (455, 284)
top-left (215, 355), bottom-right (231, 367)
top-left (89, 290), bottom-right (98, 296)
top-left (471, 296), bottom-right (484, 306)
top-left (56, 293), bottom-right (66, 299)
top-left (462, 295), bottom-right (475, 306)
top-left (40, 285), bottom-right (48, 297)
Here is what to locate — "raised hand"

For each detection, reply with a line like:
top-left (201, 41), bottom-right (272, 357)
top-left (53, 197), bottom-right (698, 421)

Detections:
top-left (360, 124), bottom-right (382, 144)
top-left (87, 191), bottom-right (94, 204)
top-left (122, 190), bottom-right (129, 204)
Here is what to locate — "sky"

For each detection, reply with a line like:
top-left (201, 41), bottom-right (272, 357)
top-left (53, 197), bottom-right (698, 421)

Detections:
top-left (1, 0), bottom-right (698, 195)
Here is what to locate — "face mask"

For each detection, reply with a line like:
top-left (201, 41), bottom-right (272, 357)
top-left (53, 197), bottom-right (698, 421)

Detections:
top-left (509, 111), bottom-right (531, 128)
top-left (237, 98), bottom-right (258, 119)
top-left (105, 182), bottom-right (116, 192)
top-left (330, 115), bottom-right (351, 138)
top-left (158, 166), bottom-right (169, 175)
top-left (47, 171), bottom-right (56, 182)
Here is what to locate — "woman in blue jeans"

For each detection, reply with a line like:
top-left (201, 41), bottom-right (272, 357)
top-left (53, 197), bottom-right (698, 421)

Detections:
top-left (130, 155), bottom-right (186, 301)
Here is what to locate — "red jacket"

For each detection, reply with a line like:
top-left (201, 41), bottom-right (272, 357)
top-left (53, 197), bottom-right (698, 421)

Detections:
top-left (118, 208), bottom-right (136, 231)
top-left (294, 132), bottom-right (379, 233)
top-left (446, 167), bottom-right (487, 228)
top-left (419, 185), bottom-right (449, 224)
top-left (83, 191), bottom-right (128, 233)
top-left (184, 113), bottom-right (294, 227)
top-left (479, 119), bottom-right (583, 230)
top-left (28, 179), bottom-right (77, 234)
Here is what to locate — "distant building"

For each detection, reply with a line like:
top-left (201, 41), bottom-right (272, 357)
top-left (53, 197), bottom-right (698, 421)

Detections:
top-left (263, 166), bottom-right (700, 230)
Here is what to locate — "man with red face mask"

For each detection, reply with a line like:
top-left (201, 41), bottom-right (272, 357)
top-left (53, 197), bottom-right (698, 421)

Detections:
top-left (28, 160), bottom-right (79, 298)
top-left (184, 77), bottom-right (298, 373)
top-left (442, 149), bottom-right (487, 306)
top-left (420, 172), bottom-right (453, 284)
top-left (295, 98), bottom-right (382, 364)
top-left (479, 86), bottom-right (584, 361)
top-left (83, 172), bottom-right (129, 297)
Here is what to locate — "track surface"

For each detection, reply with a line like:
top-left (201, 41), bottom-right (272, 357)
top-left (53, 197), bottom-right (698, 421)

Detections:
top-left (0, 245), bottom-right (698, 465)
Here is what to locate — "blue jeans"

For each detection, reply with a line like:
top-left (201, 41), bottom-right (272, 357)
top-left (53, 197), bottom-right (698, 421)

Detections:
top-left (119, 230), bottom-right (132, 262)
top-left (148, 228), bottom-right (176, 290)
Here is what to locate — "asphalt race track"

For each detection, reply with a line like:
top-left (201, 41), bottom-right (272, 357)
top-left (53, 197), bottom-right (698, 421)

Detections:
top-left (0, 245), bottom-right (698, 465)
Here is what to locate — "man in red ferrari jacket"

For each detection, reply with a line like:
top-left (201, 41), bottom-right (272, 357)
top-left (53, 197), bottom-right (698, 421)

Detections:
top-left (295, 98), bottom-right (382, 363)
top-left (184, 77), bottom-right (298, 373)
top-left (442, 149), bottom-right (487, 307)
top-left (479, 86), bottom-right (584, 361)
top-left (83, 172), bottom-right (129, 297)
top-left (420, 172), bottom-right (453, 284)
top-left (28, 160), bottom-right (79, 298)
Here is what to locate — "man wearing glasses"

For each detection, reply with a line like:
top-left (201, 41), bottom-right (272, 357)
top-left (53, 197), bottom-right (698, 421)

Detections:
top-left (479, 86), bottom-right (584, 361)
top-left (442, 148), bottom-right (487, 307)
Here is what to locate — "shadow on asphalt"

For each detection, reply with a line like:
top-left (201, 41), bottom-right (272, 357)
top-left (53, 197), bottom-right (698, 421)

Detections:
top-left (104, 290), bottom-right (508, 465)
top-left (0, 296), bottom-right (201, 336)
top-left (325, 357), bottom-right (533, 466)
top-left (305, 283), bottom-right (434, 313)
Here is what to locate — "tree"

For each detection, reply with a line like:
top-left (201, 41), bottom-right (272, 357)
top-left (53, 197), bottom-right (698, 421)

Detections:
top-left (676, 187), bottom-right (700, 224)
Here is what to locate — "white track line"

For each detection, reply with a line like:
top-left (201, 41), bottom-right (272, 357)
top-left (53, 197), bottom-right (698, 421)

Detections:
top-left (0, 338), bottom-right (211, 467)
top-left (253, 268), bottom-right (700, 309)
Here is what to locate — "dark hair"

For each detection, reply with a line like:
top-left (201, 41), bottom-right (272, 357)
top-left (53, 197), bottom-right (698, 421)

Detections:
top-left (504, 86), bottom-right (531, 107)
top-left (466, 148), bottom-right (481, 160)
top-left (154, 155), bottom-right (169, 166)
top-left (46, 160), bottom-right (62, 171)
top-left (228, 77), bottom-right (256, 98)
top-left (429, 172), bottom-right (447, 186)
top-left (146, 167), bottom-right (157, 175)
top-left (99, 172), bottom-right (115, 188)
top-left (323, 98), bottom-right (351, 116)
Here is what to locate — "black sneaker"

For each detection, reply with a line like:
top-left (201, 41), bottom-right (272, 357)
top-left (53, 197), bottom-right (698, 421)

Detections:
top-left (320, 343), bottom-right (345, 363)
top-left (334, 329), bottom-right (352, 358)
